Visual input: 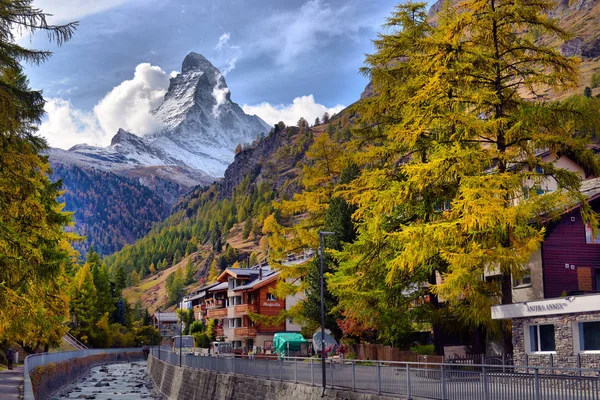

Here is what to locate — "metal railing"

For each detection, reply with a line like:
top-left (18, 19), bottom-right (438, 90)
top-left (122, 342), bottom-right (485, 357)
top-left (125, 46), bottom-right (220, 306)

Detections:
top-left (24, 347), bottom-right (141, 400)
top-left (152, 348), bottom-right (600, 399)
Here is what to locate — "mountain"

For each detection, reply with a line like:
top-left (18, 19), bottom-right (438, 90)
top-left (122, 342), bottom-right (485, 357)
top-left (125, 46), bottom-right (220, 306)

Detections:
top-left (107, 123), bottom-right (318, 310)
top-left (47, 52), bottom-right (270, 184)
top-left (47, 53), bottom-right (271, 256)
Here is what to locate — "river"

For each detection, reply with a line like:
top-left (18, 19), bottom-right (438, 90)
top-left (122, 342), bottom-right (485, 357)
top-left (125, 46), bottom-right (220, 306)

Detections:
top-left (51, 361), bottom-right (164, 400)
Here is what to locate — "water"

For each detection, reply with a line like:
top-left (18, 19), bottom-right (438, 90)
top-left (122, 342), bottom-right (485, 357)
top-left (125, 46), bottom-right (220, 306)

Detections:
top-left (51, 361), bottom-right (164, 400)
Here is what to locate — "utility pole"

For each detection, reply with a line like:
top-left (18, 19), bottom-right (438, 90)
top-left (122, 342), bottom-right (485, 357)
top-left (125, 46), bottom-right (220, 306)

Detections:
top-left (319, 231), bottom-right (335, 397)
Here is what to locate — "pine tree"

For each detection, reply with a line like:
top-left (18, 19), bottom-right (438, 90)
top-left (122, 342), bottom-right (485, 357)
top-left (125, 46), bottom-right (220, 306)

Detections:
top-left (314, 117), bottom-right (321, 126)
top-left (322, 112), bottom-right (330, 124)
top-left (114, 265), bottom-right (127, 293)
top-left (184, 257), bottom-right (195, 283)
top-left (242, 217), bottom-right (253, 239)
top-left (0, 1), bottom-right (77, 343)
top-left (208, 259), bottom-right (219, 282)
top-left (69, 264), bottom-right (98, 344)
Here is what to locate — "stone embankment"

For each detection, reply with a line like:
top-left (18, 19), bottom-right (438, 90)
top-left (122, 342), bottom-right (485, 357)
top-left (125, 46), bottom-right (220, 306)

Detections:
top-left (148, 356), bottom-right (403, 400)
top-left (30, 351), bottom-right (143, 399)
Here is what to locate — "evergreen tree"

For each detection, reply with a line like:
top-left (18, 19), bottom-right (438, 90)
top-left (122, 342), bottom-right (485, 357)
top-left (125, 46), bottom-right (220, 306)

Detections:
top-left (69, 265), bottom-right (98, 344)
top-left (114, 265), bottom-right (127, 293)
top-left (242, 217), bottom-right (253, 239)
top-left (584, 86), bottom-right (592, 98)
top-left (208, 259), bottom-right (219, 282)
top-left (322, 112), bottom-right (330, 124)
top-left (314, 117), bottom-right (321, 126)
top-left (0, 1), bottom-right (77, 343)
top-left (185, 257), bottom-right (195, 283)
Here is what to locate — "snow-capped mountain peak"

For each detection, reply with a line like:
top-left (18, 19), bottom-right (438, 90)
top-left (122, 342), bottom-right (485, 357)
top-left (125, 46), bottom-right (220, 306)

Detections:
top-left (47, 52), bottom-right (271, 187)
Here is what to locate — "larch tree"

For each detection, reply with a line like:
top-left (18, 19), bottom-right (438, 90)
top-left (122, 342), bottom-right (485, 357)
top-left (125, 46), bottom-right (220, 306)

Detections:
top-left (333, 0), bottom-right (600, 351)
top-left (0, 0), bottom-right (78, 345)
top-left (69, 265), bottom-right (98, 344)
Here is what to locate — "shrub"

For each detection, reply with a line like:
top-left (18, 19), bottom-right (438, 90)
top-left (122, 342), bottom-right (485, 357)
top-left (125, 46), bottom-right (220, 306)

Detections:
top-left (591, 71), bottom-right (600, 88)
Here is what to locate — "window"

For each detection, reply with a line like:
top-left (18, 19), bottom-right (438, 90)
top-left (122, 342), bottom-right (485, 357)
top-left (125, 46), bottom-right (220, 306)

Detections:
top-left (528, 324), bottom-right (555, 353)
top-left (513, 269), bottom-right (532, 287)
top-left (229, 317), bottom-right (242, 328)
top-left (575, 321), bottom-right (600, 352)
top-left (266, 293), bottom-right (277, 301)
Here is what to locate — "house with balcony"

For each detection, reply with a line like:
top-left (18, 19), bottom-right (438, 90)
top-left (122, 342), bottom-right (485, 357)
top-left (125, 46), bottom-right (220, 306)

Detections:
top-left (205, 266), bottom-right (294, 352)
top-left (182, 281), bottom-right (223, 322)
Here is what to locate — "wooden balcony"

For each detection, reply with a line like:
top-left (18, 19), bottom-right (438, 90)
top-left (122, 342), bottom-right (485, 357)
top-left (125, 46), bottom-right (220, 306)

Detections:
top-left (233, 327), bottom-right (257, 338)
top-left (207, 307), bottom-right (227, 319)
top-left (232, 303), bottom-right (258, 315)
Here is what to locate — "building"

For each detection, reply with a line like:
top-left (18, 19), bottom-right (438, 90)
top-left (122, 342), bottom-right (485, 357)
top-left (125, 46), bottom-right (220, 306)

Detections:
top-left (207, 266), bottom-right (287, 352)
top-left (152, 312), bottom-right (179, 337)
top-left (492, 294), bottom-right (600, 369)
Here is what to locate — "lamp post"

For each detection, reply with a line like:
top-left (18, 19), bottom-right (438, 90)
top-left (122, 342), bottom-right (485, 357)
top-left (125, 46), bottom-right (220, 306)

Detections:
top-left (179, 291), bottom-right (184, 367)
top-left (157, 308), bottom-right (162, 361)
top-left (319, 231), bottom-right (335, 396)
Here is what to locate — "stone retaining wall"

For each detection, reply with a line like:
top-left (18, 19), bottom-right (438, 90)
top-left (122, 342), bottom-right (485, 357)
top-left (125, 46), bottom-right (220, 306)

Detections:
top-left (30, 351), bottom-right (144, 399)
top-left (148, 356), bottom-right (403, 400)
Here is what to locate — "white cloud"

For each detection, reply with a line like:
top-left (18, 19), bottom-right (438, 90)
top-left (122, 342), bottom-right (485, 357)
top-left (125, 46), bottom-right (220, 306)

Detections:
top-left (34, 0), bottom-right (131, 23)
top-left (214, 32), bottom-right (240, 76)
top-left (257, 0), bottom-right (358, 66)
top-left (215, 33), bottom-right (231, 51)
top-left (38, 98), bottom-right (105, 149)
top-left (94, 63), bottom-right (169, 136)
top-left (39, 63), bottom-right (171, 149)
top-left (242, 95), bottom-right (345, 127)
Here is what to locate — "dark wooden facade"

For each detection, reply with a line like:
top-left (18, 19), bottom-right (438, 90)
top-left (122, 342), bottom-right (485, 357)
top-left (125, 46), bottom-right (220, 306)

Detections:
top-left (542, 199), bottom-right (600, 298)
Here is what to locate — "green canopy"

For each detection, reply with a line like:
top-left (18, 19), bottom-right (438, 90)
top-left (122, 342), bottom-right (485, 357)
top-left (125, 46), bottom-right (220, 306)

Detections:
top-left (273, 332), bottom-right (308, 357)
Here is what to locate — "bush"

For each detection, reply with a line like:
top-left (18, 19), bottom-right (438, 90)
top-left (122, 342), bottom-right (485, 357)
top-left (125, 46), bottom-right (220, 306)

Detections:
top-left (591, 71), bottom-right (600, 88)
top-left (189, 321), bottom-right (204, 335)
top-left (193, 332), bottom-right (210, 348)
top-left (410, 344), bottom-right (435, 355)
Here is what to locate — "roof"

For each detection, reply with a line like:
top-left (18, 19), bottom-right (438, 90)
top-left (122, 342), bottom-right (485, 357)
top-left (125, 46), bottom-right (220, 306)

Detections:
top-left (207, 281), bottom-right (228, 292)
top-left (234, 270), bottom-right (279, 291)
top-left (216, 268), bottom-right (260, 281)
top-left (185, 282), bottom-right (222, 301)
top-left (153, 312), bottom-right (178, 322)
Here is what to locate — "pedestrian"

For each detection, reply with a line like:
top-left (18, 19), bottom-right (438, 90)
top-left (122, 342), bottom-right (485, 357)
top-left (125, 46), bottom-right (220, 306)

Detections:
top-left (6, 348), bottom-right (14, 370)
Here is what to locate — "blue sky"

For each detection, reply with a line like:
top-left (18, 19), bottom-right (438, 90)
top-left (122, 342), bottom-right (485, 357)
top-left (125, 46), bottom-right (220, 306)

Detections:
top-left (25, 0), bottom-right (400, 149)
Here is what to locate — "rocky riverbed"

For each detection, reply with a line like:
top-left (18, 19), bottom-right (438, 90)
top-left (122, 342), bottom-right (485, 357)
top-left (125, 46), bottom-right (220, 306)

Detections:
top-left (51, 361), bottom-right (164, 400)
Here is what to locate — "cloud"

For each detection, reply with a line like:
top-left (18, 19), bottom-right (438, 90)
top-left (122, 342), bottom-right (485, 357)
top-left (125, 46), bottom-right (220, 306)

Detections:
top-left (33, 0), bottom-right (131, 23)
top-left (94, 63), bottom-right (169, 136)
top-left (38, 98), bottom-right (105, 149)
top-left (214, 32), bottom-right (240, 76)
top-left (257, 0), bottom-right (359, 66)
top-left (242, 95), bottom-right (345, 127)
top-left (39, 63), bottom-right (171, 149)
top-left (215, 33), bottom-right (231, 51)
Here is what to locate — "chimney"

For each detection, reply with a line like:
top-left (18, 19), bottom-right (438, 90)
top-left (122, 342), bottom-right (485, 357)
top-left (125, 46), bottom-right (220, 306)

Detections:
top-left (259, 268), bottom-right (262, 280)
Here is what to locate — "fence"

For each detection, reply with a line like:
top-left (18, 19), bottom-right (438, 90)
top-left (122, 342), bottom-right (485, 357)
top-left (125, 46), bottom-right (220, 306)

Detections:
top-left (152, 348), bottom-right (600, 400)
top-left (23, 347), bottom-right (141, 400)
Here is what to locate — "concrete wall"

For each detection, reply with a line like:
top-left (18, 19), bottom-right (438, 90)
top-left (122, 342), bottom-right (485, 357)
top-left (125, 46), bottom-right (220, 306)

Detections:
top-left (29, 351), bottom-right (143, 399)
top-left (148, 356), bottom-right (402, 400)
top-left (512, 311), bottom-right (600, 371)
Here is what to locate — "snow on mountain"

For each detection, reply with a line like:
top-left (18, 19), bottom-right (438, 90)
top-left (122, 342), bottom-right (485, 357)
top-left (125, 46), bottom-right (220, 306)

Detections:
top-left (47, 52), bottom-right (271, 187)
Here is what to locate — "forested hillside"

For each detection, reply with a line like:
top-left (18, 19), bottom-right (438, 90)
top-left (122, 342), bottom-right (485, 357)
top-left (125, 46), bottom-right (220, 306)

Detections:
top-left (106, 120), bottom-right (354, 300)
top-left (52, 164), bottom-right (172, 256)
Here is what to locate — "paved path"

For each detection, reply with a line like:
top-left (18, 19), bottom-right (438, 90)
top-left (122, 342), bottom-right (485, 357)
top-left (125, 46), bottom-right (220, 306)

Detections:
top-left (0, 366), bottom-right (23, 399)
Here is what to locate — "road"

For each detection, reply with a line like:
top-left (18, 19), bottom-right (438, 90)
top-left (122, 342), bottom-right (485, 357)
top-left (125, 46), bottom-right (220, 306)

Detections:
top-left (0, 365), bottom-right (23, 400)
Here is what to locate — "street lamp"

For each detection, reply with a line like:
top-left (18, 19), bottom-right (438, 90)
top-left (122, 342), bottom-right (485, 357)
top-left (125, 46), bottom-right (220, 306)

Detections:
top-left (179, 290), bottom-right (186, 368)
top-left (319, 231), bottom-right (335, 396)
top-left (157, 308), bottom-right (161, 361)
